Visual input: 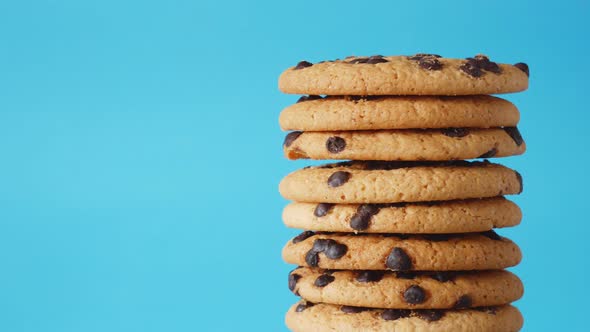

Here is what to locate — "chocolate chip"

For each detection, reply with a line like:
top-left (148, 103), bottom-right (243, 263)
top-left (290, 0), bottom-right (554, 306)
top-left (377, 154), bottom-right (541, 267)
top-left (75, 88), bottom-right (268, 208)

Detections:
top-left (294, 61), bottom-right (313, 70)
top-left (453, 295), bottom-right (473, 309)
top-left (404, 285), bottom-right (426, 304)
top-left (366, 55), bottom-right (388, 64)
top-left (460, 55), bottom-right (502, 77)
top-left (356, 271), bottom-right (385, 283)
top-left (514, 62), bottom-right (529, 77)
top-left (296, 95), bottom-right (322, 103)
top-left (441, 128), bottom-right (470, 138)
top-left (460, 60), bottom-right (484, 78)
top-left (408, 54), bottom-right (443, 70)
top-left (312, 239), bottom-right (331, 252)
top-left (314, 203), bottom-right (335, 217)
top-left (289, 273), bottom-right (301, 292)
top-left (503, 127), bottom-right (524, 146)
top-left (295, 302), bottom-right (314, 312)
top-left (422, 234), bottom-right (454, 242)
top-left (515, 171), bottom-right (523, 194)
top-left (475, 306), bottom-right (498, 315)
top-left (305, 250), bottom-right (319, 267)
top-left (430, 271), bottom-right (457, 282)
top-left (408, 53), bottom-right (442, 60)
top-left (348, 57), bottom-right (369, 64)
top-left (416, 310), bottom-right (444, 322)
top-left (326, 136), bottom-right (346, 154)
top-left (327, 171), bottom-right (351, 187)
top-left (381, 309), bottom-right (411, 321)
top-left (472, 55), bottom-right (501, 74)
top-left (478, 148), bottom-right (497, 158)
top-left (314, 274), bottom-right (335, 287)
top-left (396, 271), bottom-right (417, 280)
top-left (292, 230), bottom-right (315, 244)
top-left (284, 131), bottom-right (303, 148)
top-left (341, 306), bottom-right (368, 313)
top-left (481, 230), bottom-right (502, 241)
top-left (386, 247), bottom-right (412, 271)
top-left (418, 56), bottom-right (442, 70)
top-left (350, 205), bottom-right (380, 231)
top-left (325, 242), bottom-right (348, 259)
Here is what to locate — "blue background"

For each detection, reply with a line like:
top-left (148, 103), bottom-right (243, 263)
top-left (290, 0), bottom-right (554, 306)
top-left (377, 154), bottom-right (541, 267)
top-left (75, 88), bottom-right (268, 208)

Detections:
top-left (0, 0), bottom-right (587, 331)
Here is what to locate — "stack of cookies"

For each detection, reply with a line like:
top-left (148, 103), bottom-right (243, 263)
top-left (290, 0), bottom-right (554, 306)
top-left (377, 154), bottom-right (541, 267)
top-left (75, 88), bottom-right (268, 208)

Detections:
top-left (278, 54), bottom-right (529, 332)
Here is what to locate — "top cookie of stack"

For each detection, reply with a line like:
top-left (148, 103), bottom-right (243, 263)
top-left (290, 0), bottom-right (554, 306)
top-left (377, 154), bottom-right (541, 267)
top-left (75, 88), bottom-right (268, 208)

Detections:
top-left (279, 54), bottom-right (528, 162)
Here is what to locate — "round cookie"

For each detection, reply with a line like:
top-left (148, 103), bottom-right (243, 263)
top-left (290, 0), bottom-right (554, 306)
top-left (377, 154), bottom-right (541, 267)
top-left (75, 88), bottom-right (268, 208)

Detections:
top-left (279, 160), bottom-right (523, 204)
top-left (286, 302), bottom-right (523, 332)
top-left (280, 95), bottom-right (520, 131)
top-left (282, 232), bottom-right (521, 271)
top-left (283, 127), bottom-right (525, 161)
top-left (279, 54), bottom-right (529, 96)
top-left (282, 197), bottom-right (521, 234)
top-left (288, 268), bottom-right (523, 309)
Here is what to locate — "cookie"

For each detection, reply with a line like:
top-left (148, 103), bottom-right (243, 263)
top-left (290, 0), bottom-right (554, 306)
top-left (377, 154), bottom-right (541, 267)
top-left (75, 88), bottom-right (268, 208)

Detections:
top-left (286, 302), bottom-right (523, 332)
top-left (279, 95), bottom-right (519, 131)
top-left (282, 197), bottom-right (521, 234)
top-left (279, 54), bottom-right (529, 96)
top-left (288, 268), bottom-right (523, 309)
top-left (283, 127), bottom-right (525, 161)
top-left (279, 160), bottom-right (523, 203)
top-left (282, 232), bottom-right (521, 271)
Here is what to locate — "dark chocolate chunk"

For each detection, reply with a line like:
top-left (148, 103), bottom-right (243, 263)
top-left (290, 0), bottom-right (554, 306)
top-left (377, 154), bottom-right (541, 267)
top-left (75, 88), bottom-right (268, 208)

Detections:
top-left (481, 230), bottom-right (502, 241)
top-left (395, 271), bottom-right (417, 280)
top-left (366, 55), bottom-right (388, 64)
top-left (327, 171), bottom-right (352, 187)
top-left (314, 203), bottom-right (335, 217)
top-left (314, 274), bottom-right (335, 287)
top-left (284, 131), bottom-right (303, 148)
top-left (297, 95), bottom-right (323, 103)
top-left (429, 271), bottom-right (457, 282)
top-left (460, 60), bottom-right (484, 78)
top-left (350, 205), bottom-right (381, 231)
top-left (453, 295), bottom-right (473, 309)
top-left (515, 171), bottom-right (523, 194)
top-left (472, 55), bottom-right (501, 74)
top-left (381, 309), bottom-right (412, 321)
top-left (514, 62), bottom-right (529, 77)
top-left (416, 310), bottom-right (445, 322)
top-left (408, 54), bottom-right (443, 70)
top-left (356, 270), bottom-right (385, 283)
top-left (326, 136), bottom-right (347, 153)
top-left (460, 55), bottom-right (502, 77)
top-left (289, 273), bottom-right (301, 292)
top-left (348, 57), bottom-right (369, 64)
top-left (408, 53), bottom-right (442, 60)
top-left (312, 239), bottom-right (331, 253)
top-left (403, 285), bottom-right (427, 304)
top-left (292, 230), bottom-right (315, 244)
top-left (305, 250), bottom-right (319, 267)
top-left (341, 306), bottom-right (368, 313)
top-left (294, 61), bottom-right (313, 70)
top-left (503, 127), bottom-right (524, 146)
top-left (295, 302), bottom-right (314, 312)
top-left (386, 247), bottom-right (412, 271)
top-left (478, 148), bottom-right (497, 159)
top-left (325, 242), bottom-right (348, 259)
top-left (441, 128), bottom-right (470, 138)
top-left (419, 56), bottom-right (442, 70)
